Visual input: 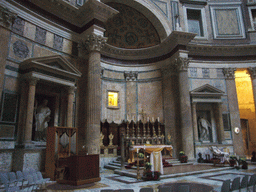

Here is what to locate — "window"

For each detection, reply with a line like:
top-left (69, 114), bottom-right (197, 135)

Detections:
top-left (187, 9), bottom-right (204, 36)
top-left (77, 0), bottom-right (84, 6)
top-left (249, 7), bottom-right (256, 30)
top-left (183, 5), bottom-right (207, 39)
top-left (107, 91), bottom-right (119, 109)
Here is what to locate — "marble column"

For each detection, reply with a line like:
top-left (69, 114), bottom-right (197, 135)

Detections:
top-left (175, 57), bottom-right (194, 159)
top-left (162, 65), bottom-right (180, 158)
top-left (24, 78), bottom-right (38, 145)
top-left (192, 102), bottom-right (199, 143)
top-left (223, 68), bottom-right (245, 156)
top-left (82, 34), bottom-right (107, 154)
top-left (214, 103), bottom-right (225, 143)
top-left (66, 86), bottom-right (76, 127)
top-left (248, 67), bottom-right (256, 117)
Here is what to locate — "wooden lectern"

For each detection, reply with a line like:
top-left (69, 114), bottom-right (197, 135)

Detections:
top-left (45, 127), bottom-right (100, 185)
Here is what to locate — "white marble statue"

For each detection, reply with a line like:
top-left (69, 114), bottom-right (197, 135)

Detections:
top-left (35, 99), bottom-right (51, 141)
top-left (198, 116), bottom-right (211, 142)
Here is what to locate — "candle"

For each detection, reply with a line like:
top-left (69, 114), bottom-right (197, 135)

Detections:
top-left (147, 117), bottom-right (149, 122)
top-left (158, 117), bottom-right (160, 122)
top-left (152, 117), bottom-right (154, 122)
top-left (137, 148), bottom-right (139, 153)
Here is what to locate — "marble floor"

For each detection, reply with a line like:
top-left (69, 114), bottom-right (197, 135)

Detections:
top-left (45, 163), bottom-right (256, 192)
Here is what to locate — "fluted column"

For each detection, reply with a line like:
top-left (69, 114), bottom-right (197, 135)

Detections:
top-left (192, 102), bottom-right (199, 143)
top-left (223, 68), bottom-right (245, 156)
top-left (67, 86), bottom-right (76, 127)
top-left (214, 102), bottom-right (225, 143)
top-left (248, 67), bottom-right (256, 117)
top-left (174, 57), bottom-right (194, 159)
top-left (24, 78), bottom-right (38, 144)
top-left (82, 34), bottom-right (107, 154)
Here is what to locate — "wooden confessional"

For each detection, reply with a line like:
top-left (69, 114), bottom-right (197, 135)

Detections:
top-left (45, 127), bottom-right (100, 185)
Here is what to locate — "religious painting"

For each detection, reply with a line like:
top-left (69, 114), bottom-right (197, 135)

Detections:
top-left (107, 91), bottom-right (119, 109)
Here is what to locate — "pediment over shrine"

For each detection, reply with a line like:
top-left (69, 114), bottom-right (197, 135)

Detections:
top-left (190, 84), bottom-right (224, 103)
top-left (20, 55), bottom-right (82, 87)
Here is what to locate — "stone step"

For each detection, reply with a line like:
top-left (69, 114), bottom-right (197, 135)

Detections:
top-left (104, 164), bottom-right (120, 170)
top-left (109, 162), bottom-right (122, 167)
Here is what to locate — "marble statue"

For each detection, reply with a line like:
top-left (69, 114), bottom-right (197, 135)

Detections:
top-left (35, 99), bottom-right (51, 141)
top-left (100, 132), bottom-right (104, 146)
top-left (109, 132), bottom-right (114, 146)
top-left (198, 116), bottom-right (211, 142)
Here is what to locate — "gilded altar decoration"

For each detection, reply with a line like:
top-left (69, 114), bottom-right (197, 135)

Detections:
top-left (108, 91), bottom-right (119, 108)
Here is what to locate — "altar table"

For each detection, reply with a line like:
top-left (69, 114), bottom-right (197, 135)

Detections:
top-left (129, 145), bottom-right (173, 174)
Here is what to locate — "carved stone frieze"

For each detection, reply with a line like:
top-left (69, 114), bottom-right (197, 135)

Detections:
top-left (81, 34), bottom-right (107, 52)
top-left (248, 67), bottom-right (256, 79)
top-left (174, 57), bottom-right (189, 71)
top-left (124, 71), bottom-right (138, 81)
top-left (0, 5), bottom-right (17, 28)
top-left (223, 68), bottom-right (236, 80)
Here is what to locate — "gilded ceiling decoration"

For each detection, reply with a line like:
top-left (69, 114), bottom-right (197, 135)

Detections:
top-left (105, 3), bottom-right (160, 49)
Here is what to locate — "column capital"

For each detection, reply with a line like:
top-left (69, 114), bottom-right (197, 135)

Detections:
top-left (248, 67), bottom-right (256, 79)
top-left (0, 5), bottom-right (17, 28)
top-left (67, 86), bottom-right (76, 94)
top-left (223, 68), bottom-right (236, 80)
top-left (173, 57), bottom-right (189, 71)
top-left (80, 33), bottom-right (107, 53)
top-left (25, 77), bottom-right (39, 86)
top-left (124, 71), bottom-right (138, 81)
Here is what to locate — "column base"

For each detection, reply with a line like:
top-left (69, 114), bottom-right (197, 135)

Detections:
top-left (194, 142), bottom-right (202, 146)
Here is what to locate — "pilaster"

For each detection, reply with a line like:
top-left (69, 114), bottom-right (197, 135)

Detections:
top-left (66, 86), bottom-right (76, 127)
top-left (223, 68), bottom-right (245, 156)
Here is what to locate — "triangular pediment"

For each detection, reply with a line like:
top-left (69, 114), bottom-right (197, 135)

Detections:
top-left (20, 55), bottom-right (82, 77)
top-left (190, 84), bottom-right (224, 97)
top-left (20, 55), bottom-right (82, 86)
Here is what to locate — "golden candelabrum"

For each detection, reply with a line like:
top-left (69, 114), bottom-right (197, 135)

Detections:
top-left (136, 150), bottom-right (141, 180)
top-left (126, 121), bottom-right (129, 139)
top-left (137, 121), bottom-right (141, 138)
top-left (152, 123), bottom-right (157, 137)
top-left (132, 121), bottom-right (135, 138)
top-left (158, 122), bottom-right (161, 137)
top-left (143, 123), bottom-right (146, 138)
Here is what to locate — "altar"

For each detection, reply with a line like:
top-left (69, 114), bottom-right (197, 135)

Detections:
top-left (130, 145), bottom-right (173, 174)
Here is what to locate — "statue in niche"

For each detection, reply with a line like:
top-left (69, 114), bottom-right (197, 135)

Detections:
top-left (198, 116), bottom-right (211, 142)
top-left (35, 99), bottom-right (51, 141)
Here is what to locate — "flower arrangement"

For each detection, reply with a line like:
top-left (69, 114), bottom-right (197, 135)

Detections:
top-left (179, 151), bottom-right (188, 163)
top-left (229, 155), bottom-right (238, 167)
top-left (145, 162), bottom-right (152, 171)
top-left (138, 153), bottom-right (144, 158)
top-left (143, 171), bottom-right (160, 181)
top-left (239, 157), bottom-right (248, 169)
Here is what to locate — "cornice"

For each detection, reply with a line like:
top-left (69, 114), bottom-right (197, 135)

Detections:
top-left (188, 44), bottom-right (256, 57)
top-left (15, 0), bottom-right (119, 28)
top-left (101, 31), bottom-right (196, 60)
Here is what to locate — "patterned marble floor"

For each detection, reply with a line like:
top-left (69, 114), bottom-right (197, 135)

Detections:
top-left (46, 163), bottom-right (256, 192)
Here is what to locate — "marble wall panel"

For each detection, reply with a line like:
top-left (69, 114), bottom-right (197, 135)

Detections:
top-left (0, 141), bottom-right (15, 149)
top-left (138, 81), bottom-right (163, 121)
top-left (103, 70), bottom-right (124, 79)
top-left (138, 70), bottom-right (161, 79)
top-left (46, 31), bottom-right (54, 48)
top-left (215, 9), bottom-right (239, 35)
top-left (12, 17), bottom-right (25, 36)
top-left (33, 44), bottom-right (57, 57)
top-left (0, 151), bottom-right (13, 172)
top-left (202, 68), bottom-right (210, 78)
top-left (53, 34), bottom-right (63, 51)
top-left (35, 26), bottom-right (46, 45)
top-left (63, 38), bottom-right (73, 55)
top-left (189, 67), bottom-right (197, 78)
top-left (23, 22), bottom-right (36, 41)
top-left (9, 35), bottom-right (32, 61)
top-left (4, 76), bottom-right (19, 92)
top-left (101, 81), bottom-right (126, 123)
